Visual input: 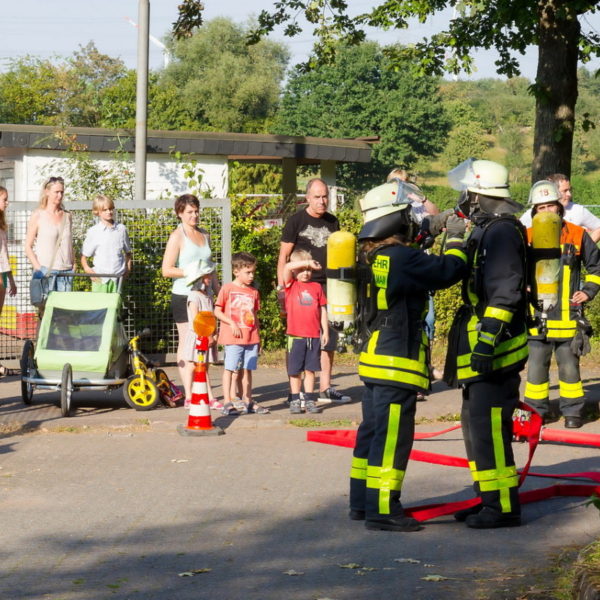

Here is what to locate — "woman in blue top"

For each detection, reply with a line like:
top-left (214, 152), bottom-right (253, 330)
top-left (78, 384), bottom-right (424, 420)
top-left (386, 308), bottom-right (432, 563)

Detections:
top-left (162, 194), bottom-right (220, 404)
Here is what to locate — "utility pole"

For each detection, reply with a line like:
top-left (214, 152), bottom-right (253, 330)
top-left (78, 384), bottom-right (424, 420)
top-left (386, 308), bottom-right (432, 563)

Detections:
top-left (135, 0), bottom-right (149, 202)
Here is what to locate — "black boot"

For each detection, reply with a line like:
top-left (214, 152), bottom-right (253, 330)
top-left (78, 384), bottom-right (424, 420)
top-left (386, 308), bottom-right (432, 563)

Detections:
top-left (465, 506), bottom-right (521, 529)
top-left (349, 509), bottom-right (365, 521)
top-left (365, 515), bottom-right (422, 532)
top-left (454, 503), bottom-right (481, 522)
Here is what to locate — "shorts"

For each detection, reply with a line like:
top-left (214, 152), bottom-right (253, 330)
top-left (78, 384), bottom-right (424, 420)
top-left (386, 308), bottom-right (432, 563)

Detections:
top-left (171, 293), bottom-right (188, 324)
top-left (1, 272), bottom-right (8, 288)
top-left (287, 336), bottom-right (321, 376)
top-left (223, 343), bottom-right (259, 371)
top-left (322, 325), bottom-right (338, 352)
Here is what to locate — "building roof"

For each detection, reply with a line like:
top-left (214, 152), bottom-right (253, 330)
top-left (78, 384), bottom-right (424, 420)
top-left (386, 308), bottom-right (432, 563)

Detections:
top-left (0, 124), bottom-right (372, 164)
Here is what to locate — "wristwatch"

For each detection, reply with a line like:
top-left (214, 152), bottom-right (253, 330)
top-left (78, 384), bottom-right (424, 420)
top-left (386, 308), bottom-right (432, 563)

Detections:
top-left (276, 284), bottom-right (284, 291)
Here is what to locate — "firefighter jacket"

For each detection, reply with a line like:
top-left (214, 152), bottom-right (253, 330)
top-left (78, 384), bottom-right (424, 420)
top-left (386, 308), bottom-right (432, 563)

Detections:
top-left (358, 242), bottom-right (467, 392)
top-left (445, 215), bottom-right (529, 385)
top-left (527, 221), bottom-right (600, 341)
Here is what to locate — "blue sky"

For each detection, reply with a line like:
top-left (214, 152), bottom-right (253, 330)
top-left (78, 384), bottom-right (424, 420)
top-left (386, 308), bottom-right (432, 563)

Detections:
top-left (1, 1), bottom-right (599, 80)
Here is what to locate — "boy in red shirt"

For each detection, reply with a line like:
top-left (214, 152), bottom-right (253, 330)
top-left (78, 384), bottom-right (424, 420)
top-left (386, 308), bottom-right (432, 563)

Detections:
top-left (215, 252), bottom-right (269, 415)
top-left (283, 250), bottom-right (329, 413)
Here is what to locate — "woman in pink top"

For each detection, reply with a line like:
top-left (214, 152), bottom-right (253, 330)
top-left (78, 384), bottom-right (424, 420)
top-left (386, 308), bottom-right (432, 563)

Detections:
top-left (0, 187), bottom-right (17, 377)
top-left (24, 176), bottom-right (74, 294)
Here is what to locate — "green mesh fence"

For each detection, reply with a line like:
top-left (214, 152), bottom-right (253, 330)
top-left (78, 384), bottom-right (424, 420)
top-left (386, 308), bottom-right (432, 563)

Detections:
top-left (0, 198), bottom-right (231, 366)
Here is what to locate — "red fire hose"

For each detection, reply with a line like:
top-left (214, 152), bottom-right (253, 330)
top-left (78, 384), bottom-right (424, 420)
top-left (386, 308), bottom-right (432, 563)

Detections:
top-left (307, 403), bottom-right (600, 521)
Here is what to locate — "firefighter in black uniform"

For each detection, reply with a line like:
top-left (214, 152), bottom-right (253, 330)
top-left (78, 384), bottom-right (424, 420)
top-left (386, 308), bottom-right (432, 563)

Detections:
top-left (349, 180), bottom-right (468, 532)
top-left (445, 159), bottom-right (529, 529)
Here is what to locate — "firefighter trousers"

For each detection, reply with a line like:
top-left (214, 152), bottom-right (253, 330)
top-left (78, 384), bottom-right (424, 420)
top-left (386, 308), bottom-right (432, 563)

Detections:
top-left (461, 372), bottom-right (521, 516)
top-left (525, 339), bottom-right (585, 418)
top-left (350, 383), bottom-right (416, 518)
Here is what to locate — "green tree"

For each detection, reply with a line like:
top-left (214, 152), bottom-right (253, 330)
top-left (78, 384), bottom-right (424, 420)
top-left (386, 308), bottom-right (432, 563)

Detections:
top-left (275, 41), bottom-right (449, 190)
top-left (224, 0), bottom-right (600, 181)
top-left (442, 122), bottom-right (489, 169)
top-left (0, 57), bottom-right (65, 124)
top-left (63, 42), bottom-right (130, 127)
top-left (162, 17), bottom-right (289, 133)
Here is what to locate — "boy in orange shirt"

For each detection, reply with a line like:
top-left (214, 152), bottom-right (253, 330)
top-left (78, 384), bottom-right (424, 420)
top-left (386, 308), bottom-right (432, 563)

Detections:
top-left (214, 252), bottom-right (269, 415)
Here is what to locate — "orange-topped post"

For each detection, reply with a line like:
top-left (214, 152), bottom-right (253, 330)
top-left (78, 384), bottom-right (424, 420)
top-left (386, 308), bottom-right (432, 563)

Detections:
top-left (177, 311), bottom-right (224, 436)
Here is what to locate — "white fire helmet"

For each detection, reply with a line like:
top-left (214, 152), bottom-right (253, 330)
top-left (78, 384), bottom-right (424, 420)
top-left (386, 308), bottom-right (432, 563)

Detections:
top-left (358, 181), bottom-right (421, 240)
top-left (528, 180), bottom-right (560, 206)
top-left (448, 158), bottom-right (511, 198)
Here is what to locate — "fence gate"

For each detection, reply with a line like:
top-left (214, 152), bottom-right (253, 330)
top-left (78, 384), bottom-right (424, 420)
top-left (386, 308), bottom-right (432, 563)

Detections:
top-left (0, 198), bottom-right (231, 368)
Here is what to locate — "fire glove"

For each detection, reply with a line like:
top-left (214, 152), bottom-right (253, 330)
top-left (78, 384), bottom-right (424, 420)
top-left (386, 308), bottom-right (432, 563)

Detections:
top-left (470, 339), bottom-right (495, 373)
top-left (571, 317), bottom-right (593, 357)
top-left (445, 215), bottom-right (466, 240)
top-left (428, 208), bottom-right (454, 237)
top-left (470, 317), bottom-right (504, 374)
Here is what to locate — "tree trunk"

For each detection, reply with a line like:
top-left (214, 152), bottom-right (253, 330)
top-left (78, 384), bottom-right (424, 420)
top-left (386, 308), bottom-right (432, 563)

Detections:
top-left (532, 1), bottom-right (580, 182)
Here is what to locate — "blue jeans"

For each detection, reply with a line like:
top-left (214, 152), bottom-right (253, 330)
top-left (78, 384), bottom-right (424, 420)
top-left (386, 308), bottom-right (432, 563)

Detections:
top-left (38, 266), bottom-right (73, 293)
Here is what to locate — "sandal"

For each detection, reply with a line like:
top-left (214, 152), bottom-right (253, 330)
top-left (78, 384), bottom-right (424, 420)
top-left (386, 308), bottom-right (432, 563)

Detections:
top-left (245, 401), bottom-right (270, 415)
top-left (221, 402), bottom-right (239, 416)
top-left (0, 365), bottom-right (18, 378)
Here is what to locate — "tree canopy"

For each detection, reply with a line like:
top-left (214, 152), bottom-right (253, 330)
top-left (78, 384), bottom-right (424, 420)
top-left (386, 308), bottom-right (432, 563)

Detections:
top-left (275, 41), bottom-right (449, 189)
top-left (161, 17), bottom-right (289, 133)
top-left (186, 0), bottom-right (600, 181)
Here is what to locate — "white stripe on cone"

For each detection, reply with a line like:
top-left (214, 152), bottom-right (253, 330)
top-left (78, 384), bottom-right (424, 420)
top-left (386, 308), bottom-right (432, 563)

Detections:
top-left (192, 380), bottom-right (208, 395)
top-left (189, 402), bottom-right (210, 417)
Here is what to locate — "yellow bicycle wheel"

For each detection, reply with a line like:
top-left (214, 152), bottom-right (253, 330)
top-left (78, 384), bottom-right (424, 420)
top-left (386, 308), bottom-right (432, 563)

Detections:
top-left (123, 375), bottom-right (160, 411)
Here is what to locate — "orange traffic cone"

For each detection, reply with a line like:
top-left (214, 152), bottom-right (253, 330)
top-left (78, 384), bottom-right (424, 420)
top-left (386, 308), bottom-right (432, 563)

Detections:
top-left (177, 355), bottom-right (224, 437)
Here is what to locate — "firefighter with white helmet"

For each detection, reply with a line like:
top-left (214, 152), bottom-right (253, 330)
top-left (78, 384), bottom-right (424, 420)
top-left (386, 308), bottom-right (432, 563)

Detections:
top-left (525, 180), bottom-right (600, 429)
top-left (444, 159), bottom-right (528, 528)
top-left (349, 180), bottom-right (468, 532)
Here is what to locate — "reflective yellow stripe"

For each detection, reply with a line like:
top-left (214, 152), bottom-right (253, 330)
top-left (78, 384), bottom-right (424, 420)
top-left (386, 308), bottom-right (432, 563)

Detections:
top-left (472, 465), bottom-right (518, 482)
top-left (484, 306), bottom-right (513, 323)
top-left (377, 287), bottom-right (388, 310)
top-left (445, 247), bottom-right (467, 261)
top-left (546, 320), bottom-right (577, 330)
top-left (359, 350), bottom-right (428, 376)
top-left (478, 474), bottom-right (520, 492)
top-left (561, 264), bottom-right (571, 322)
top-left (359, 330), bottom-right (429, 389)
top-left (524, 381), bottom-right (550, 400)
top-left (586, 273), bottom-right (600, 286)
top-left (559, 380), bottom-right (584, 398)
top-left (358, 364), bottom-right (430, 389)
top-left (456, 333), bottom-right (529, 381)
top-left (350, 456), bottom-right (367, 481)
top-left (364, 404), bottom-right (404, 514)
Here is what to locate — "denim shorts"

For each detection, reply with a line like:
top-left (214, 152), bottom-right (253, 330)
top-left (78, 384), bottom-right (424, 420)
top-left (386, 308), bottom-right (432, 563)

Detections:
top-left (223, 343), bottom-right (259, 371)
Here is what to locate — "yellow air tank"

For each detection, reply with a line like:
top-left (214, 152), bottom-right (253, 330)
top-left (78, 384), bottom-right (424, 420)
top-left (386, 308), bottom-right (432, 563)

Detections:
top-left (326, 231), bottom-right (357, 326)
top-left (531, 211), bottom-right (561, 313)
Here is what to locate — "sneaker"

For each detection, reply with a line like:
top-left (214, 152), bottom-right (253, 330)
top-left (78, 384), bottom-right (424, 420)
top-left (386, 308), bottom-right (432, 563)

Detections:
top-left (319, 388), bottom-right (351, 404)
top-left (290, 399), bottom-right (303, 414)
top-left (210, 400), bottom-right (224, 411)
top-left (305, 399), bottom-right (321, 414)
top-left (184, 398), bottom-right (191, 408)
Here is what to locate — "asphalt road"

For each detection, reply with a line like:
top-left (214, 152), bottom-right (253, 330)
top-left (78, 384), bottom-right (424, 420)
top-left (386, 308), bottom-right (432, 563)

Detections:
top-left (1, 366), bottom-right (599, 600)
